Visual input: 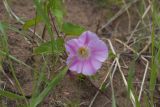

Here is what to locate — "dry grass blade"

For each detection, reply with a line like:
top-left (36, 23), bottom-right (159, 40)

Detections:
top-left (138, 56), bottom-right (149, 101)
top-left (106, 38), bottom-right (136, 107)
top-left (115, 38), bottom-right (150, 101)
top-left (126, 4), bottom-right (151, 44)
top-left (1, 69), bottom-right (15, 87)
top-left (3, 0), bottom-right (43, 41)
top-left (98, 0), bottom-right (138, 33)
top-left (89, 59), bottom-right (117, 107)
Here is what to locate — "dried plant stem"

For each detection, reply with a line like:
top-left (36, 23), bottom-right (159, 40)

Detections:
top-left (49, 11), bottom-right (60, 37)
top-left (89, 59), bottom-right (117, 107)
top-left (1, 69), bottom-right (15, 87)
top-left (115, 38), bottom-right (149, 101)
top-left (3, 0), bottom-right (42, 41)
top-left (115, 38), bottom-right (139, 56)
top-left (122, 0), bottom-right (131, 32)
top-left (8, 60), bottom-right (28, 104)
top-left (106, 39), bottom-right (136, 107)
top-left (138, 56), bottom-right (149, 101)
top-left (126, 4), bottom-right (151, 44)
top-left (139, 38), bottom-right (151, 55)
top-left (98, 0), bottom-right (138, 33)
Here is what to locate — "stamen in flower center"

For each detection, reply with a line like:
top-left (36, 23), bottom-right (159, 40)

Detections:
top-left (78, 47), bottom-right (89, 58)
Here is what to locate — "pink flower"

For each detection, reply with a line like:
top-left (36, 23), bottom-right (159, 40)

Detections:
top-left (65, 31), bottom-right (108, 75)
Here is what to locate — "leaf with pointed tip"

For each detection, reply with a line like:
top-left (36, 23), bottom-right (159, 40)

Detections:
top-left (0, 89), bottom-right (25, 100)
top-left (62, 22), bottom-right (85, 36)
top-left (30, 66), bottom-right (68, 107)
top-left (23, 16), bottom-right (42, 30)
top-left (34, 39), bottom-right (64, 55)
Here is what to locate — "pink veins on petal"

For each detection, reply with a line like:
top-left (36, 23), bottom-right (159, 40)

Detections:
top-left (65, 31), bottom-right (108, 75)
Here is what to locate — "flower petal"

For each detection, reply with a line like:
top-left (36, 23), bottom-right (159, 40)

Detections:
top-left (81, 60), bottom-right (97, 75)
top-left (89, 40), bottom-right (108, 62)
top-left (79, 31), bottom-right (99, 45)
top-left (91, 58), bottom-right (102, 70)
top-left (68, 57), bottom-right (81, 73)
top-left (93, 51), bottom-right (108, 62)
top-left (76, 61), bottom-right (84, 74)
top-left (65, 39), bottom-right (79, 56)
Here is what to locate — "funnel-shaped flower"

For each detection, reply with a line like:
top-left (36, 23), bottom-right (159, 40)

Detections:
top-left (65, 31), bottom-right (108, 75)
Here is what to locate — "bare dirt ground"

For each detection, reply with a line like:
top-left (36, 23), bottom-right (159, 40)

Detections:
top-left (1, 0), bottom-right (160, 107)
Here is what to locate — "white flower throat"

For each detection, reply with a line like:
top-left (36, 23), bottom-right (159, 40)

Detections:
top-left (78, 47), bottom-right (90, 58)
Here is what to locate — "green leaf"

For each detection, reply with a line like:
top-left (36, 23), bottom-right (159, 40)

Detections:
top-left (127, 61), bottom-right (135, 95)
top-left (49, 0), bottom-right (64, 28)
top-left (23, 16), bottom-right (41, 30)
top-left (34, 39), bottom-right (64, 55)
top-left (109, 51), bottom-right (116, 60)
top-left (0, 89), bottom-right (25, 100)
top-left (0, 22), bottom-right (6, 61)
top-left (149, 1), bottom-right (159, 105)
top-left (33, 0), bottom-right (53, 36)
top-left (53, 9), bottom-right (63, 28)
top-left (62, 22), bottom-right (85, 36)
top-left (101, 84), bottom-right (107, 92)
top-left (135, 94), bottom-right (141, 107)
top-left (144, 92), bottom-right (150, 107)
top-left (0, 22), bottom-right (5, 34)
top-left (31, 64), bottom-right (46, 100)
top-left (0, 22), bottom-right (9, 54)
top-left (30, 66), bottom-right (68, 107)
